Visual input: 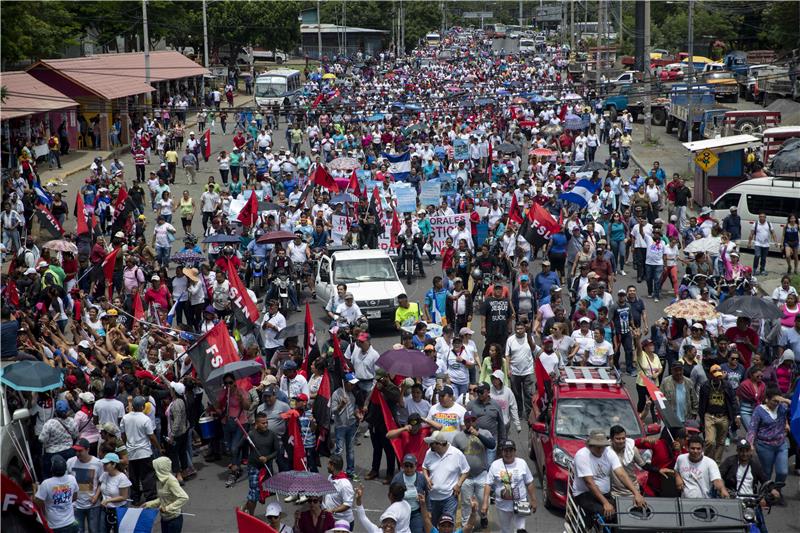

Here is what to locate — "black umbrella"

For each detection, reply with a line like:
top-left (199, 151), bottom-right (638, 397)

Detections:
top-left (205, 360), bottom-right (263, 388)
top-left (0, 361), bottom-right (63, 392)
top-left (276, 322), bottom-right (305, 340)
top-left (578, 161), bottom-right (609, 172)
top-left (496, 143), bottom-right (519, 154)
top-left (202, 233), bottom-right (240, 244)
top-left (716, 296), bottom-right (783, 320)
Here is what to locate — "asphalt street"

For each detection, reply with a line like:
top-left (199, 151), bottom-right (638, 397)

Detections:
top-left (55, 102), bottom-right (799, 532)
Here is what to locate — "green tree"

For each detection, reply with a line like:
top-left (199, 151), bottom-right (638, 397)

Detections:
top-left (403, 1), bottom-right (441, 52)
top-left (1, 2), bottom-right (79, 68)
top-left (653, 2), bottom-right (742, 55)
top-left (759, 3), bottom-right (800, 50)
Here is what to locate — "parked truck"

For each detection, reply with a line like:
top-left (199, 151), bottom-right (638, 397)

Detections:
top-left (760, 64), bottom-right (800, 106)
top-left (723, 50), bottom-right (777, 76)
top-left (601, 85), bottom-right (668, 125)
top-left (699, 71), bottom-right (739, 102)
top-left (700, 110), bottom-right (781, 139)
top-left (665, 84), bottom-right (717, 141)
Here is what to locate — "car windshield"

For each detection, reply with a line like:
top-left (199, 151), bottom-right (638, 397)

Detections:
top-left (705, 72), bottom-right (734, 80)
top-left (334, 258), bottom-right (397, 283)
top-left (555, 398), bottom-right (642, 439)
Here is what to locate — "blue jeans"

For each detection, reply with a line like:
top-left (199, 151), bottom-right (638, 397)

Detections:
top-left (409, 509), bottom-right (424, 533)
top-left (75, 506), bottom-right (102, 533)
top-left (451, 381), bottom-right (469, 398)
top-left (223, 419), bottom-right (247, 467)
top-left (429, 495), bottom-right (458, 526)
top-left (156, 245), bottom-right (171, 267)
top-left (645, 263), bottom-right (664, 299)
top-left (161, 514), bottom-right (183, 533)
top-left (756, 440), bottom-right (789, 484)
top-left (486, 445), bottom-right (497, 466)
top-left (335, 422), bottom-right (358, 475)
top-left (753, 246), bottom-right (769, 273)
top-left (610, 239), bottom-right (626, 270)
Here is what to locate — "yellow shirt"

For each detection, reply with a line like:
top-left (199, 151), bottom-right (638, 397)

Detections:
top-left (395, 302), bottom-right (420, 326)
top-left (636, 350), bottom-right (662, 387)
top-left (165, 150), bottom-right (179, 164)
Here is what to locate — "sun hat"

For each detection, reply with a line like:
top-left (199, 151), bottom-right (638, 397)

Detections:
top-left (586, 429), bottom-right (611, 446)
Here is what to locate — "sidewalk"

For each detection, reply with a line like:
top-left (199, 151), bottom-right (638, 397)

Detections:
top-left (36, 92), bottom-right (253, 184)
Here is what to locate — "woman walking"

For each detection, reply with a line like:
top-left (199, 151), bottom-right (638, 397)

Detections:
top-left (166, 382), bottom-right (191, 484)
top-left (781, 214), bottom-right (799, 274)
top-left (747, 387), bottom-right (792, 505)
top-left (216, 150), bottom-right (230, 185)
top-left (178, 191), bottom-right (195, 235)
top-left (98, 453), bottom-right (131, 533)
top-left (143, 457), bottom-right (189, 533)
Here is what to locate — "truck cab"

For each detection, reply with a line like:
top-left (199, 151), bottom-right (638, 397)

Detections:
top-left (315, 249), bottom-right (406, 326)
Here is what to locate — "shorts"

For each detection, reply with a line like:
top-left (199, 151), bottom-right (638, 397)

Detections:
top-left (247, 465), bottom-right (260, 502)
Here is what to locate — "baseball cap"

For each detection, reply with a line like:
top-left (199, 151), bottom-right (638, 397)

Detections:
top-left (520, 274), bottom-right (529, 282)
top-left (344, 372), bottom-right (359, 384)
top-left (357, 332), bottom-right (370, 342)
top-left (260, 375), bottom-right (278, 387)
top-left (578, 316), bottom-right (591, 323)
top-left (710, 364), bottom-right (724, 378)
top-left (170, 382), bottom-right (186, 395)
top-left (736, 439), bottom-right (751, 450)
top-left (294, 393), bottom-right (309, 402)
top-left (459, 327), bottom-right (474, 335)
top-left (282, 360), bottom-right (298, 371)
top-left (439, 515), bottom-right (455, 525)
top-left (72, 438), bottom-right (91, 451)
top-left (151, 274), bottom-right (160, 281)
top-left (101, 453), bottom-right (121, 464)
top-left (55, 400), bottom-right (69, 413)
top-left (402, 453), bottom-right (418, 465)
top-left (500, 439), bottom-right (516, 449)
top-left (423, 431), bottom-right (448, 445)
top-left (265, 502), bottom-right (284, 518)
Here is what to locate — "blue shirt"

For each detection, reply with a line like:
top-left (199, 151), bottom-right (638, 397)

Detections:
top-left (549, 233), bottom-right (567, 255)
top-left (674, 382), bottom-right (687, 423)
top-left (299, 410), bottom-right (315, 448)
top-left (534, 271), bottom-right (561, 301)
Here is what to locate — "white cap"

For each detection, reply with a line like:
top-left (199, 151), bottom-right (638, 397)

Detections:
top-left (265, 502), bottom-right (283, 517)
top-left (170, 382), bottom-right (186, 395)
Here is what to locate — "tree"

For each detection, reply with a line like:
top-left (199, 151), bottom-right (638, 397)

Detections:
top-left (403, 1), bottom-right (441, 52)
top-left (759, 3), bottom-right (800, 50)
top-left (1, 2), bottom-right (79, 68)
top-left (653, 2), bottom-right (742, 55)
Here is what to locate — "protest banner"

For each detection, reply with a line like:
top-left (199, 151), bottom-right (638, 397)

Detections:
top-left (419, 182), bottom-right (441, 208)
top-left (453, 139), bottom-right (469, 160)
top-left (331, 214), bottom-right (349, 244)
top-left (394, 187), bottom-right (417, 213)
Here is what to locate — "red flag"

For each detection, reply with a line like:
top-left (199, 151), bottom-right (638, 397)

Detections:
top-left (226, 262), bottom-right (260, 323)
top-left (3, 279), bottom-right (20, 307)
top-left (331, 333), bottom-right (351, 373)
top-left (283, 409), bottom-right (307, 471)
top-left (370, 186), bottom-right (384, 221)
top-left (102, 247), bottom-right (121, 299)
top-left (362, 184), bottom-right (368, 199)
top-left (559, 103), bottom-right (568, 122)
top-left (186, 321), bottom-right (241, 393)
top-left (642, 374), bottom-right (682, 428)
top-left (75, 191), bottom-right (89, 235)
top-left (236, 507), bottom-right (277, 533)
top-left (533, 354), bottom-right (551, 404)
top-left (133, 291), bottom-right (145, 321)
top-left (314, 369), bottom-right (332, 450)
top-left (508, 193), bottom-right (523, 224)
top-left (237, 191), bottom-right (259, 227)
top-left (311, 93), bottom-right (324, 109)
top-left (487, 141), bottom-right (493, 178)
top-left (300, 303), bottom-right (319, 377)
top-left (311, 165), bottom-right (339, 192)
top-left (1, 472), bottom-right (52, 533)
top-left (35, 203), bottom-right (64, 239)
top-left (113, 186), bottom-right (128, 213)
top-left (520, 202), bottom-right (561, 248)
top-left (374, 389), bottom-right (404, 462)
top-left (203, 129), bottom-right (212, 160)
top-left (347, 168), bottom-right (359, 194)
top-left (390, 209), bottom-right (401, 248)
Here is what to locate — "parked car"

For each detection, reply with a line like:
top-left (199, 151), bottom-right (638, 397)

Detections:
top-left (659, 63), bottom-right (686, 82)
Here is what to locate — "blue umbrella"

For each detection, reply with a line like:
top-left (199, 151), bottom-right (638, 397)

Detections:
top-left (365, 113), bottom-right (385, 122)
top-left (528, 94), bottom-right (545, 103)
top-left (496, 89), bottom-right (510, 96)
top-left (475, 97), bottom-right (496, 106)
top-left (202, 233), bottom-right (240, 244)
top-left (0, 361), bottom-right (64, 392)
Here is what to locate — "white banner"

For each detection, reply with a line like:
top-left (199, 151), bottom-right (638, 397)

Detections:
top-left (331, 214), bottom-right (349, 245)
top-left (374, 212), bottom-right (469, 256)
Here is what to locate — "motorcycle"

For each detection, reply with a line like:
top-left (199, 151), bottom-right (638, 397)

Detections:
top-left (273, 274), bottom-right (292, 315)
top-left (731, 480), bottom-right (784, 533)
top-left (249, 255), bottom-right (266, 294)
top-left (472, 268), bottom-right (491, 305)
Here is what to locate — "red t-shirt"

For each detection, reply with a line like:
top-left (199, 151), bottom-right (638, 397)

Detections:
top-left (724, 326), bottom-right (759, 368)
top-left (144, 285), bottom-right (170, 310)
top-left (441, 247), bottom-right (455, 270)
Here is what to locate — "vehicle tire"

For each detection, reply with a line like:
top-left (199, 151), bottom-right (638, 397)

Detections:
top-left (677, 121), bottom-right (688, 142)
top-left (280, 296), bottom-right (289, 314)
top-left (665, 117), bottom-right (674, 134)
top-left (542, 472), bottom-right (555, 510)
top-left (739, 85), bottom-right (745, 98)
top-left (608, 106), bottom-right (618, 122)
top-left (652, 108), bottom-right (667, 127)
top-left (735, 119), bottom-right (758, 135)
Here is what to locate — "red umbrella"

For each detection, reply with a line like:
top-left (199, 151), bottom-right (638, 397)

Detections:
top-left (531, 147), bottom-right (556, 157)
top-left (256, 230), bottom-right (297, 244)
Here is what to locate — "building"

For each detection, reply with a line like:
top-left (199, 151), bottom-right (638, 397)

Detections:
top-left (301, 24), bottom-right (388, 60)
top-left (26, 51), bottom-right (207, 151)
top-left (1, 71), bottom-right (79, 167)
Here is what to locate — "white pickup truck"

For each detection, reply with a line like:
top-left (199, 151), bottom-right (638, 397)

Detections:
top-left (315, 249), bottom-right (406, 325)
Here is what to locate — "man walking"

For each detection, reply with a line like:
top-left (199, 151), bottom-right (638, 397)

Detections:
top-left (34, 455), bottom-right (79, 533)
top-left (452, 411), bottom-right (495, 530)
top-left (698, 364), bottom-right (738, 463)
top-left (67, 438), bottom-right (103, 533)
top-left (121, 396), bottom-right (159, 505)
top-left (422, 431), bottom-right (470, 525)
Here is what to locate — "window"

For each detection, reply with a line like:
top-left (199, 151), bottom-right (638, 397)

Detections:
top-left (746, 194), bottom-right (799, 218)
top-left (319, 258), bottom-right (330, 283)
top-left (714, 193), bottom-right (740, 211)
top-left (554, 398), bottom-right (642, 439)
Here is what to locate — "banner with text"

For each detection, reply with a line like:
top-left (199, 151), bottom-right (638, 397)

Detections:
top-left (375, 212), bottom-right (469, 256)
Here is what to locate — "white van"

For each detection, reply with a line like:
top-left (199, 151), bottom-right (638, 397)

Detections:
top-left (710, 176), bottom-right (800, 252)
top-left (315, 249), bottom-right (406, 325)
top-left (519, 39), bottom-right (536, 55)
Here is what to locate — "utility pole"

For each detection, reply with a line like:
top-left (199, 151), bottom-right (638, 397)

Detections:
top-left (202, 0), bottom-right (208, 104)
top-left (643, 0), bottom-right (652, 142)
top-left (142, 0), bottom-right (151, 111)
top-left (399, 0), bottom-right (405, 57)
top-left (317, 0), bottom-right (322, 60)
top-left (687, 0), bottom-right (695, 171)
top-left (618, 0), bottom-right (623, 47)
top-left (596, 0), bottom-right (603, 85)
top-left (570, 0), bottom-right (575, 52)
top-left (519, 0), bottom-right (524, 28)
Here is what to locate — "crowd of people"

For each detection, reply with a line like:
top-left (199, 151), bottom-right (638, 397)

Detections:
top-left (1, 26), bottom-right (799, 533)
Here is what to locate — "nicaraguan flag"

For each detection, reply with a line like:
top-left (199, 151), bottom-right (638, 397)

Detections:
top-left (116, 507), bottom-right (158, 533)
top-left (560, 178), bottom-right (601, 208)
top-left (381, 151), bottom-right (411, 181)
top-left (33, 183), bottom-right (52, 207)
top-left (165, 298), bottom-right (180, 326)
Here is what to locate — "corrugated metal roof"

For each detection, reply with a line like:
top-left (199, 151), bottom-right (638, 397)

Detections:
top-left (682, 134), bottom-right (759, 153)
top-left (27, 51), bottom-right (208, 100)
top-left (0, 71), bottom-right (78, 120)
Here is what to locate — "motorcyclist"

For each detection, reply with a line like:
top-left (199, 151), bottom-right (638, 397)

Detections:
top-left (245, 228), bottom-right (270, 285)
top-left (333, 292), bottom-right (365, 327)
top-left (288, 231), bottom-right (314, 298)
top-left (214, 245), bottom-right (241, 272)
top-left (396, 227), bottom-right (425, 278)
top-left (471, 243), bottom-right (499, 298)
top-left (267, 245), bottom-right (298, 310)
top-left (310, 221), bottom-right (330, 251)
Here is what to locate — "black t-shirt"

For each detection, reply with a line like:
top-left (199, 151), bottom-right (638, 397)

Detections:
top-left (481, 297), bottom-right (511, 338)
top-left (674, 186), bottom-right (692, 207)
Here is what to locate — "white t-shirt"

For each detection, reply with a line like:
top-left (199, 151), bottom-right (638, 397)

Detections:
top-left (99, 471), bottom-right (133, 507)
top-left (427, 402), bottom-right (466, 433)
top-left (587, 340), bottom-right (614, 366)
top-left (444, 348), bottom-right (474, 385)
top-left (35, 474), bottom-right (79, 528)
top-left (632, 223), bottom-right (653, 248)
top-left (487, 457), bottom-right (535, 512)
top-left (93, 398), bottom-right (125, 429)
top-left (323, 476), bottom-right (355, 523)
top-left (753, 221), bottom-right (771, 247)
top-left (539, 351), bottom-right (560, 374)
top-left (505, 335), bottom-right (534, 376)
top-left (120, 411), bottom-right (154, 460)
top-left (153, 222), bottom-right (176, 248)
top-left (674, 454), bottom-right (721, 499)
top-left (422, 445), bottom-right (470, 501)
top-left (644, 235), bottom-right (665, 266)
top-left (259, 311), bottom-right (287, 350)
top-left (572, 446), bottom-right (622, 496)
top-left (571, 329), bottom-right (595, 354)
top-left (67, 456), bottom-right (104, 509)
top-left (735, 462), bottom-right (755, 495)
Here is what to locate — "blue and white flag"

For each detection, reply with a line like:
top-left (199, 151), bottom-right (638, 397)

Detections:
top-left (33, 183), bottom-right (52, 207)
top-left (560, 179), bottom-right (601, 208)
top-left (381, 151), bottom-right (411, 181)
top-left (165, 298), bottom-right (180, 326)
top-left (116, 507), bottom-right (158, 533)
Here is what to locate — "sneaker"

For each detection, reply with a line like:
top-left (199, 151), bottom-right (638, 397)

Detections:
top-left (348, 473), bottom-right (360, 482)
top-left (480, 517), bottom-right (489, 530)
top-left (284, 495), bottom-right (297, 503)
top-left (225, 472), bottom-right (236, 488)
top-left (296, 495), bottom-right (308, 505)
top-left (654, 298), bottom-right (659, 303)
top-left (620, 270), bottom-right (627, 276)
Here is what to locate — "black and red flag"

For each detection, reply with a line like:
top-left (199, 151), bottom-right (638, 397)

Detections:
top-left (186, 320), bottom-right (240, 394)
top-left (300, 303), bottom-right (320, 377)
top-left (313, 368), bottom-right (332, 457)
top-left (75, 191), bottom-right (89, 236)
top-left (519, 202), bottom-right (560, 248)
top-left (102, 247), bottom-right (121, 299)
top-left (35, 203), bottom-right (64, 240)
top-left (109, 189), bottom-right (134, 236)
top-left (282, 409), bottom-right (307, 471)
top-left (226, 261), bottom-right (260, 338)
top-left (237, 190), bottom-right (259, 227)
top-left (369, 186), bottom-right (384, 221)
top-left (642, 374), bottom-right (682, 429)
top-left (508, 193), bottom-right (523, 225)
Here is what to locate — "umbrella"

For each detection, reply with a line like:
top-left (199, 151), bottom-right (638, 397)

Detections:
top-left (171, 250), bottom-right (205, 265)
top-left (365, 113), bottom-right (385, 122)
top-left (0, 361), bottom-right (63, 392)
top-left (205, 360), bottom-right (263, 388)
top-left (682, 56), bottom-right (713, 64)
top-left (328, 157), bottom-right (360, 171)
top-left (322, 73), bottom-right (336, 80)
top-left (475, 97), bottom-right (496, 106)
top-left (202, 233), bottom-right (240, 244)
top-left (541, 124), bottom-right (563, 136)
top-left (578, 161), bottom-right (609, 172)
top-left (496, 143), bottom-right (519, 154)
top-left (42, 239), bottom-right (78, 254)
top-left (664, 300), bottom-right (719, 320)
top-left (531, 148), bottom-right (555, 157)
top-left (528, 94), bottom-right (546, 103)
top-left (257, 230), bottom-right (297, 244)
top-left (511, 96), bottom-right (529, 105)
top-left (276, 322), bottom-right (305, 340)
top-left (403, 124), bottom-right (424, 135)
top-left (331, 193), bottom-right (358, 204)
top-left (716, 296), bottom-right (783, 320)
top-left (376, 349), bottom-right (438, 378)
top-left (562, 93), bottom-right (583, 101)
top-left (264, 471), bottom-right (336, 497)
top-left (459, 99), bottom-right (476, 108)
top-left (564, 117), bottom-right (584, 130)
top-left (684, 236), bottom-right (721, 255)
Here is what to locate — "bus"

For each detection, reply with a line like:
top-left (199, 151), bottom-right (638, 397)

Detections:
top-left (485, 23), bottom-right (507, 38)
top-left (425, 32), bottom-right (441, 46)
top-left (254, 68), bottom-right (301, 108)
top-left (576, 21), bottom-right (617, 41)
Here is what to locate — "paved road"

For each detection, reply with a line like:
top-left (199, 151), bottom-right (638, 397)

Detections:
top-left (56, 103), bottom-right (798, 532)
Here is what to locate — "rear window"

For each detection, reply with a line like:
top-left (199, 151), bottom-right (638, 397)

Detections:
top-left (746, 194), bottom-right (800, 218)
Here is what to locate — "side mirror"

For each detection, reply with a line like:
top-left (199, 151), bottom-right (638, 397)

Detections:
top-left (532, 421), bottom-right (547, 434)
top-left (12, 408), bottom-right (31, 422)
top-left (646, 423), bottom-right (661, 436)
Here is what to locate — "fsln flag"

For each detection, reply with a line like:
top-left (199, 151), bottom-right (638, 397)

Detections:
top-left (380, 151), bottom-right (411, 181)
top-left (519, 202), bottom-right (560, 248)
top-left (186, 320), bottom-right (239, 394)
top-left (226, 261), bottom-right (260, 323)
top-left (300, 303), bottom-right (320, 377)
top-left (116, 507), bottom-right (158, 533)
top-left (35, 203), bottom-right (64, 240)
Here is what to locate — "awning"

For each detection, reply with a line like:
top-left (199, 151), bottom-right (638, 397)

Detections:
top-left (682, 134), bottom-right (759, 154)
top-left (0, 72), bottom-right (78, 121)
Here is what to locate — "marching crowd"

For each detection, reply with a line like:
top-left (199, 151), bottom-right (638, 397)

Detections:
top-left (1, 26), bottom-right (799, 533)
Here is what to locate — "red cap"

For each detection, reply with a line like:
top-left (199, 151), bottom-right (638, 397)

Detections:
top-left (294, 393), bottom-right (309, 402)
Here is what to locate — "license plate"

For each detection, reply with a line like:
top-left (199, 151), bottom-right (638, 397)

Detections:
top-left (367, 311), bottom-right (381, 319)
